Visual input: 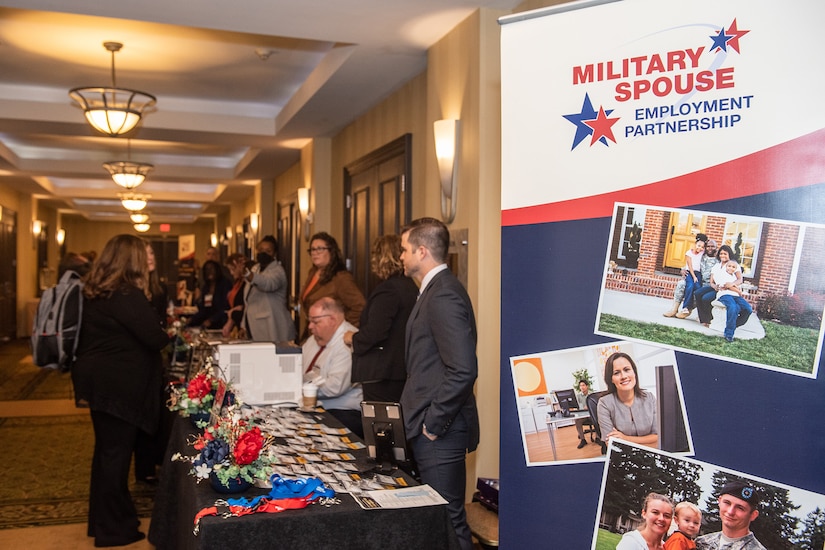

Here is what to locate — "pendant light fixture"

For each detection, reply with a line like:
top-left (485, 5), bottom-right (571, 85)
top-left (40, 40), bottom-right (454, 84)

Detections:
top-left (129, 212), bottom-right (150, 224)
top-left (133, 222), bottom-right (151, 233)
top-left (69, 42), bottom-right (156, 137)
top-left (103, 139), bottom-right (153, 189)
top-left (119, 192), bottom-right (150, 212)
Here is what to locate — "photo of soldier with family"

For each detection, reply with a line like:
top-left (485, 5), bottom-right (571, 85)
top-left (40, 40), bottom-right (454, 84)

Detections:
top-left (596, 203), bottom-right (825, 376)
top-left (593, 440), bottom-right (825, 550)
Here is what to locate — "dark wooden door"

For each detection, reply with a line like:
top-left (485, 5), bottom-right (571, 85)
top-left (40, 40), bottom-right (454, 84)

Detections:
top-left (344, 134), bottom-right (412, 297)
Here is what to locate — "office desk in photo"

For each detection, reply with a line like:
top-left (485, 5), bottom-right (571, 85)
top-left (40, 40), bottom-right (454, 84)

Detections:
top-left (149, 413), bottom-right (459, 550)
top-left (544, 411), bottom-right (591, 461)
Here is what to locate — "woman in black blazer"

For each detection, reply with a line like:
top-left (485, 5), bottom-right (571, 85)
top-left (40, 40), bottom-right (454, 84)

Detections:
top-left (344, 234), bottom-right (418, 403)
top-left (72, 234), bottom-right (170, 547)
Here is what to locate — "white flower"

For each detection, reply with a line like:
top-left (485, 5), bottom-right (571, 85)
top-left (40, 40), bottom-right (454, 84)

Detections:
top-left (194, 463), bottom-right (211, 479)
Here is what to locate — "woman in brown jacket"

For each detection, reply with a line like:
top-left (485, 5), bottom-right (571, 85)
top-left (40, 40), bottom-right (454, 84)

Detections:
top-left (299, 232), bottom-right (365, 341)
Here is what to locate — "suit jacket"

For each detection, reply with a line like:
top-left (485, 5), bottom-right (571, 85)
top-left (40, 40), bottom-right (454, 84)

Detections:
top-left (242, 260), bottom-right (296, 343)
top-left (351, 273), bottom-right (418, 384)
top-left (401, 268), bottom-right (480, 451)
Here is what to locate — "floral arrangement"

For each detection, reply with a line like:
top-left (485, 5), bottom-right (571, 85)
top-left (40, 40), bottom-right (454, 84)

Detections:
top-left (167, 370), bottom-right (231, 419)
top-left (173, 406), bottom-right (277, 488)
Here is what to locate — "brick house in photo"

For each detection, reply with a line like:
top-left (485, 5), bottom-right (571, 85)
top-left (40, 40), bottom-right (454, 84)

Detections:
top-left (604, 205), bottom-right (825, 317)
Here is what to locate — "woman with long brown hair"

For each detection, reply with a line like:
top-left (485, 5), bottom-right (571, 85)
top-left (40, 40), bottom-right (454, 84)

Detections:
top-left (72, 234), bottom-right (170, 547)
top-left (596, 352), bottom-right (659, 449)
top-left (299, 232), bottom-right (365, 340)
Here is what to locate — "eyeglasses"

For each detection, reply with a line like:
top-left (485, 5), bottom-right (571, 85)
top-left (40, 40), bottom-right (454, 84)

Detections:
top-left (308, 314), bottom-right (332, 324)
top-left (307, 246), bottom-right (331, 254)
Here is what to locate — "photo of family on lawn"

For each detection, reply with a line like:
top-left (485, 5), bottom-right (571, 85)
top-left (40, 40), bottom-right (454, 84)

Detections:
top-left (595, 203), bottom-right (825, 377)
top-left (592, 439), bottom-right (825, 550)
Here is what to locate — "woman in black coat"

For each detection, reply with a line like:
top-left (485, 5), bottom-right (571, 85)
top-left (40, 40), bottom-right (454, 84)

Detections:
top-left (343, 234), bottom-right (418, 403)
top-left (72, 234), bottom-right (170, 547)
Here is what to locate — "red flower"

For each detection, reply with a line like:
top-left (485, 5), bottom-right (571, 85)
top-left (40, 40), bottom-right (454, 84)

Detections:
top-left (187, 373), bottom-right (212, 399)
top-left (233, 427), bottom-right (264, 465)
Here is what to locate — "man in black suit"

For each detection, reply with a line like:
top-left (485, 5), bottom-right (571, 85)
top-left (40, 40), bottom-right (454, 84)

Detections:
top-left (399, 217), bottom-right (480, 550)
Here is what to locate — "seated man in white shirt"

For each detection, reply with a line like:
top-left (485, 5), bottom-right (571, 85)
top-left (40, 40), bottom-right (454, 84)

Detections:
top-left (302, 296), bottom-right (364, 437)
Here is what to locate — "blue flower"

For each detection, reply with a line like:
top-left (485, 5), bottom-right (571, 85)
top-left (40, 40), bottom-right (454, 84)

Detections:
top-left (194, 439), bottom-right (230, 468)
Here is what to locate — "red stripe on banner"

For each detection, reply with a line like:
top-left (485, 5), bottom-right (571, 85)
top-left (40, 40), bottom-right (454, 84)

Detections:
top-left (501, 128), bottom-right (825, 226)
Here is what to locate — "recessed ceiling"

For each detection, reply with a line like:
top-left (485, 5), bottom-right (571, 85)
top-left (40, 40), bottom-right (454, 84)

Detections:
top-left (0, 0), bottom-right (523, 224)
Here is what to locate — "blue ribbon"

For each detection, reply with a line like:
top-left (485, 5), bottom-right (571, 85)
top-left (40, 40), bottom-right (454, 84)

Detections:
top-left (224, 475), bottom-right (335, 509)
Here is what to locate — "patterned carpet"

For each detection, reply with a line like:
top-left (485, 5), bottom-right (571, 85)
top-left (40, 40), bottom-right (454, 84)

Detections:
top-left (0, 339), bottom-right (74, 402)
top-left (0, 340), bottom-right (156, 529)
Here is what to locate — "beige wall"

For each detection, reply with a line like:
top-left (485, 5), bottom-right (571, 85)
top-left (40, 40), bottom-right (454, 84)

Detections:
top-left (312, 7), bottom-right (506, 493)
top-left (427, 7), bottom-right (504, 495)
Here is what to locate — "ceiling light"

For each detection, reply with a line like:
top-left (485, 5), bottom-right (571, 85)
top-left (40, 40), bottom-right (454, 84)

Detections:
top-left (133, 222), bottom-right (151, 233)
top-left (119, 192), bottom-right (149, 212)
top-left (130, 212), bottom-right (149, 223)
top-left (104, 160), bottom-right (154, 189)
top-left (103, 138), bottom-right (153, 189)
top-left (69, 42), bottom-right (156, 137)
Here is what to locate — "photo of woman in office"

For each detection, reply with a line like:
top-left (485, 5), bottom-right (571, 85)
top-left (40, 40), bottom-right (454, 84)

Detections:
top-left (615, 493), bottom-right (673, 550)
top-left (72, 234), bottom-right (170, 547)
top-left (597, 352), bottom-right (659, 449)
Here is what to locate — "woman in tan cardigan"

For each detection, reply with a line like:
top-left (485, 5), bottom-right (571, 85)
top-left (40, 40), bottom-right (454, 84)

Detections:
top-left (299, 232), bottom-right (365, 342)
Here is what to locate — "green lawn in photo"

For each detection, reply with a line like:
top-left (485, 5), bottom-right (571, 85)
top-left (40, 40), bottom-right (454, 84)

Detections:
top-left (598, 314), bottom-right (819, 374)
top-left (595, 527), bottom-right (621, 549)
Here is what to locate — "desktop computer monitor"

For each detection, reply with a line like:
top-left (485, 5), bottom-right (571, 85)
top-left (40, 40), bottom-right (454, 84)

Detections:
top-left (554, 388), bottom-right (578, 412)
top-left (360, 401), bottom-right (412, 474)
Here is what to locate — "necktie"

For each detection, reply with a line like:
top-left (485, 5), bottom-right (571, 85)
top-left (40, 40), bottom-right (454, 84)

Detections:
top-left (305, 345), bottom-right (325, 373)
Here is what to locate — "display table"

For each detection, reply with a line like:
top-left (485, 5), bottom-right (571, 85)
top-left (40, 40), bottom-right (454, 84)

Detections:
top-left (148, 411), bottom-right (459, 550)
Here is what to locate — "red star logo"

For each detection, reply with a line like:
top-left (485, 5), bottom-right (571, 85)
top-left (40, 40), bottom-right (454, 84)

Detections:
top-left (583, 106), bottom-right (620, 146)
top-left (726, 18), bottom-right (750, 54)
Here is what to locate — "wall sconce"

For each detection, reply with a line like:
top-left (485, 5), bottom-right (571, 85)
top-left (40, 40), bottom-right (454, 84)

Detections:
top-left (210, 232), bottom-right (218, 247)
top-left (226, 226), bottom-right (233, 240)
top-left (248, 213), bottom-right (259, 258)
top-left (32, 219), bottom-right (44, 249)
top-left (297, 187), bottom-right (314, 241)
top-left (434, 118), bottom-right (460, 224)
top-left (56, 228), bottom-right (66, 258)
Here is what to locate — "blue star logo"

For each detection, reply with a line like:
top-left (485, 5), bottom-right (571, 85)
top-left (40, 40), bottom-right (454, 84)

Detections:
top-left (710, 25), bottom-right (733, 52)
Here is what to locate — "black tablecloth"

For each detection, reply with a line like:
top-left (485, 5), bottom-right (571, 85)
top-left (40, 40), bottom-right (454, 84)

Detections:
top-left (148, 411), bottom-right (459, 550)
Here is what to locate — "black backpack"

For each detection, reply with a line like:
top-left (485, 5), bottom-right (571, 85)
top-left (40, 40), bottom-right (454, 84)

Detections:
top-left (31, 270), bottom-right (84, 372)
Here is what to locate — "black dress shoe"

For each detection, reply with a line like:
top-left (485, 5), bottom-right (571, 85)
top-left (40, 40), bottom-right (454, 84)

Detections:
top-left (577, 438), bottom-right (587, 449)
